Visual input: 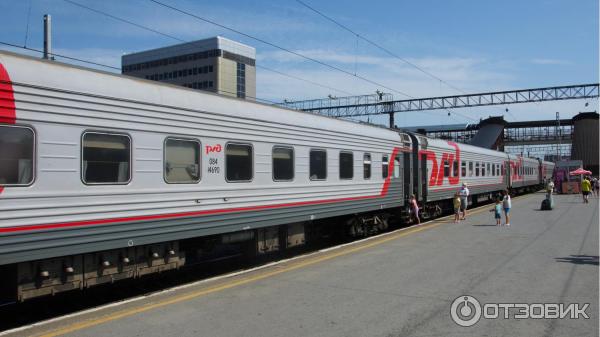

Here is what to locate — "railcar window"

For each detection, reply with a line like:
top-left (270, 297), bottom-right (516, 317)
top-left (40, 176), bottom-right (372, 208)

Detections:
top-left (0, 125), bottom-right (34, 186)
top-left (453, 160), bottom-right (459, 177)
top-left (487, 163), bottom-right (490, 176)
top-left (340, 152), bottom-right (353, 180)
top-left (461, 161), bottom-right (466, 177)
top-left (393, 156), bottom-right (400, 178)
top-left (481, 162), bottom-right (486, 176)
top-left (382, 155), bottom-right (389, 179)
top-left (164, 138), bottom-right (200, 183)
top-left (82, 132), bottom-right (131, 184)
top-left (273, 146), bottom-right (294, 181)
top-left (475, 162), bottom-right (480, 176)
top-left (363, 153), bottom-right (371, 179)
top-left (309, 149), bottom-right (327, 180)
top-left (469, 162), bottom-right (473, 177)
top-left (226, 143), bottom-right (253, 182)
top-left (443, 160), bottom-right (450, 177)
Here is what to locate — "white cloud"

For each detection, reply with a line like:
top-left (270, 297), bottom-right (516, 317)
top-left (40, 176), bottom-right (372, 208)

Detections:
top-left (257, 49), bottom-right (514, 101)
top-left (531, 58), bottom-right (572, 65)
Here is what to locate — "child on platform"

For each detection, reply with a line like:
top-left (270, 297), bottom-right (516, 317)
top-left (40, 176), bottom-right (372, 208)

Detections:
top-left (453, 192), bottom-right (461, 223)
top-left (492, 198), bottom-right (502, 226)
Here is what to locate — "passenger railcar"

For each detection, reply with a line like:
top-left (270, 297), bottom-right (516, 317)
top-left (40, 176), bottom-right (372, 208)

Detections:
top-left (0, 51), bottom-right (552, 301)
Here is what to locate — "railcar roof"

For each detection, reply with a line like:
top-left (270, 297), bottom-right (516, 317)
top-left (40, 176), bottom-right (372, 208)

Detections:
top-left (0, 50), bottom-right (401, 142)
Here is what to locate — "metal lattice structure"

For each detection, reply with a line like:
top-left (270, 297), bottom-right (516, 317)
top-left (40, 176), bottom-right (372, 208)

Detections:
top-left (280, 83), bottom-right (599, 127)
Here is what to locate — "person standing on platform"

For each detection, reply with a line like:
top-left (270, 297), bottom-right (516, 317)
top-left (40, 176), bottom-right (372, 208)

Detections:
top-left (491, 198), bottom-right (502, 226)
top-left (453, 192), bottom-right (461, 223)
top-left (459, 183), bottom-right (469, 220)
top-left (546, 179), bottom-right (555, 194)
top-left (546, 179), bottom-right (555, 207)
top-left (409, 194), bottom-right (420, 225)
top-left (581, 177), bottom-right (591, 204)
top-left (502, 190), bottom-right (511, 226)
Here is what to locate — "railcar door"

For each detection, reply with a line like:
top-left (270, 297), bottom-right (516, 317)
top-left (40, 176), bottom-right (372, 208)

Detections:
top-left (402, 153), bottom-right (412, 203)
top-left (392, 155), bottom-right (405, 203)
top-left (505, 159), bottom-right (512, 189)
top-left (420, 153), bottom-right (428, 202)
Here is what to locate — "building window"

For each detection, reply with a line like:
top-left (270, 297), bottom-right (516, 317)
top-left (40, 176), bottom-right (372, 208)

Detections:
top-left (164, 138), bottom-right (201, 184)
top-left (0, 125), bottom-right (34, 186)
top-left (225, 143), bottom-right (253, 182)
top-left (209, 65), bottom-right (214, 72)
top-left (382, 155), bottom-right (389, 179)
top-left (309, 149), bottom-right (326, 180)
top-left (237, 62), bottom-right (246, 99)
top-left (273, 146), bottom-right (294, 181)
top-left (363, 153), bottom-right (371, 179)
top-left (82, 132), bottom-right (131, 184)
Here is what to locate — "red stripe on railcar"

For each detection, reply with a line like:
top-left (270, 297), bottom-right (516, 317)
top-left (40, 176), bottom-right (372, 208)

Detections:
top-left (0, 147), bottom-right (404, 233)
top-left (0, 64), bottom-right (16, 124)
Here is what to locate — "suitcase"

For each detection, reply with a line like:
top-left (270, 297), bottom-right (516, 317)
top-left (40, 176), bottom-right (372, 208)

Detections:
top-left (541, 198), bottom-right (552, 210)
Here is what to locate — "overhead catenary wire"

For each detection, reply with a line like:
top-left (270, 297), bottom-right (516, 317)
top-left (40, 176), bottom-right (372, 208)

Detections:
top-left (295, 0), bottom-right (469, 96)
top-left (293, 0), bottom-right (492, 122)
top-left (146, 0), bottom-right (413, 99)
top-left (0, 41), bottom-right (280, 105)
top-left (23, 0), bottom-right (33, 47)
top-left (145, 0), bottom-right (475, 123)
top-left (63, 0), bottom-right (471, 122)
top-left (0, 41), bottom-right (121, 70)
top-left (64, 0), bottom-right (186, 43)
top-left (62, 0), bottom-right (356, 97)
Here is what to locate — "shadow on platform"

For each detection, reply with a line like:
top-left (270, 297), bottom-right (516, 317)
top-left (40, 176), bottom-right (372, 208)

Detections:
top-left (555, 255), bottom-right (599, 266)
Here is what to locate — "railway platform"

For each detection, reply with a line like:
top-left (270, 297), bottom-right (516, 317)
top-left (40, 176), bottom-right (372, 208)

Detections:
top-left (3, 192), bottom-right (598, 337)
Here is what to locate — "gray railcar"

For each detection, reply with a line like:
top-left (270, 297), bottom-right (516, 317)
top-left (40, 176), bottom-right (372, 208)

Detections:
top-left (0, 51), bottom-right (551, 301)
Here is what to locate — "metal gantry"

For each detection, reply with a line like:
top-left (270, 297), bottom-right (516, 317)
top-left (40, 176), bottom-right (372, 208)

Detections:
top-left (279, 83), bottom-right (599, 127)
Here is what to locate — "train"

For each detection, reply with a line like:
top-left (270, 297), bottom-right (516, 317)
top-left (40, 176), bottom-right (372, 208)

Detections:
top-left (0, 51), bottom-right (554, 302)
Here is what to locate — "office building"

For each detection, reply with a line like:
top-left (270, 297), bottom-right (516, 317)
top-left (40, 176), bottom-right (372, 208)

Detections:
top-left (122, 36), bottom-right (256, 99)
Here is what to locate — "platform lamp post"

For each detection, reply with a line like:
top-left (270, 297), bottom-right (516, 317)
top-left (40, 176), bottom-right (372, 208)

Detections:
top-left (556, 112), bottom-right (561, 161)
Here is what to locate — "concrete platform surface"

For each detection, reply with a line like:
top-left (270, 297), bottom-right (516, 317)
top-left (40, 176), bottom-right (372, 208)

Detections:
top-left (6, 193), bottom-right (599, 337)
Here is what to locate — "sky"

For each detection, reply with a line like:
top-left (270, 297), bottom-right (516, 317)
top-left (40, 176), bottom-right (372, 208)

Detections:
top-left (0, 0), bottom-right (598, 127)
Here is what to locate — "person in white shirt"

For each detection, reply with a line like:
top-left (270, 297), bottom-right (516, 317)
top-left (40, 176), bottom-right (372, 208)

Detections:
top-left (459, 182), bottom-right (470, 220)
top-left (502, 190), bottom-right (512, 226)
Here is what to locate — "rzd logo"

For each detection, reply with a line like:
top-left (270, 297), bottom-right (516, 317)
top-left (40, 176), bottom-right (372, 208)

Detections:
top-left (419, 141), bottom-right (461, 186)
top-left (205, 144), bottom-right (222, 155)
